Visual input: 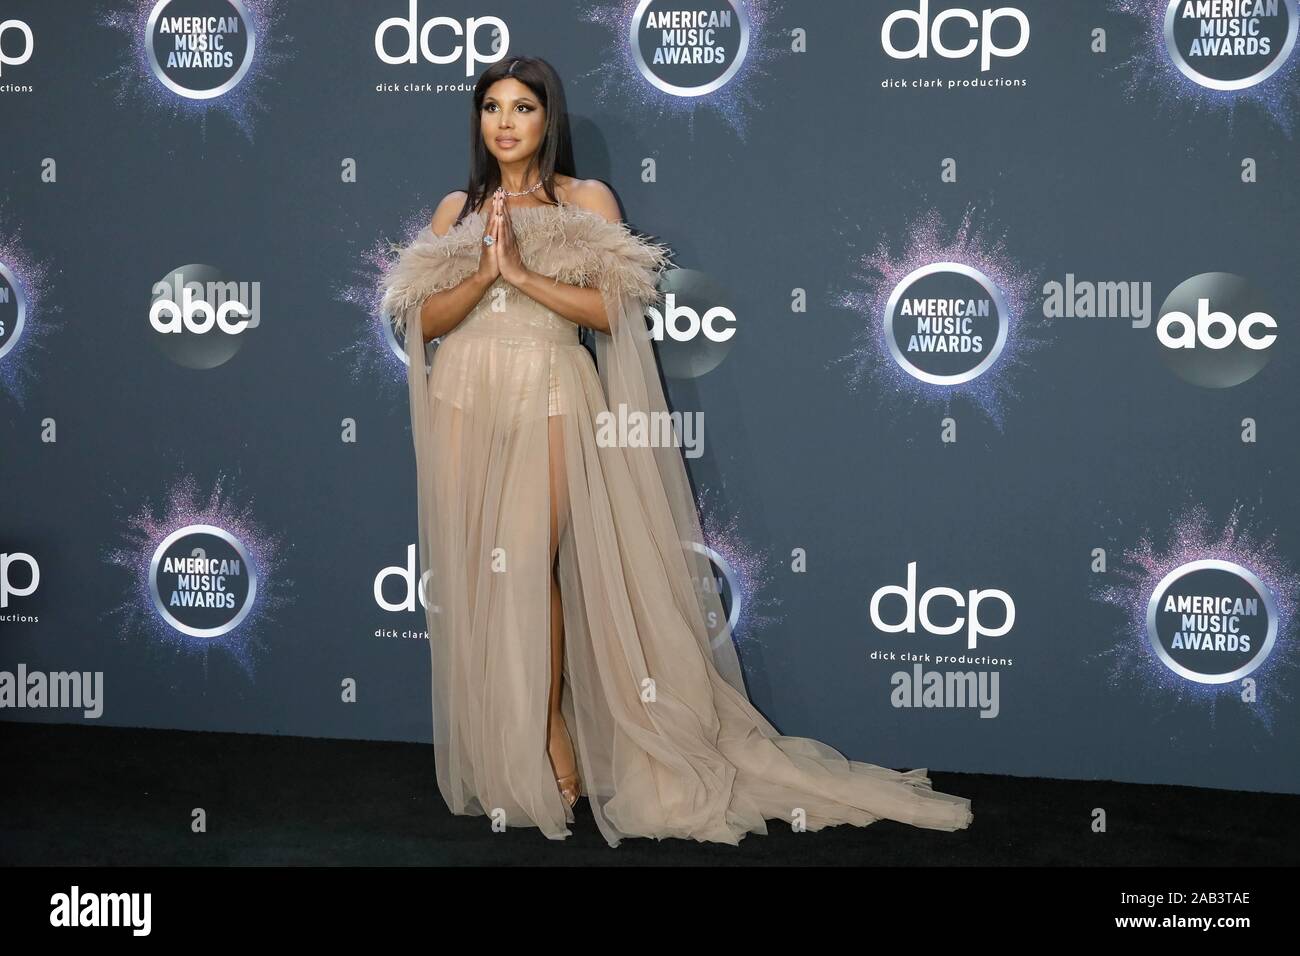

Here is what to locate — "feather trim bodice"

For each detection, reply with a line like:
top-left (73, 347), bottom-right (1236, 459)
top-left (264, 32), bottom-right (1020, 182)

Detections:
top-left (380, 201), bottom-right (673, 342)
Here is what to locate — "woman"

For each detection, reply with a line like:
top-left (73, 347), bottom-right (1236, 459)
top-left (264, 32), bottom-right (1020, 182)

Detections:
top-left (380, 56), bottom-right (973, 847)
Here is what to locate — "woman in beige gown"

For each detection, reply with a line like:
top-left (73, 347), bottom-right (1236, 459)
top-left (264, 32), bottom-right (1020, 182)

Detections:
top-left (380, 56), bottom-right (973, 848)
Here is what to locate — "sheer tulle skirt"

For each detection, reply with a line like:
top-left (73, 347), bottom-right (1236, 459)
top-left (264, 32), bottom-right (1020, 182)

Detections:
top-left (408, 324), bottom-right (974, 847)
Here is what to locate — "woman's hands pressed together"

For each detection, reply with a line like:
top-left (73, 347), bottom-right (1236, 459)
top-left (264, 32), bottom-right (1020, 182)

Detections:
top-left (489, 188), bottom-right (531, 288)
top-left (467, 185), bottom-right (608, 334)
top-left (476, 186), bottom-right (531, 291)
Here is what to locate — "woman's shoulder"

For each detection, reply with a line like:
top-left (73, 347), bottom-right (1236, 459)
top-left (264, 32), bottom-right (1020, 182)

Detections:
top-left (430, 191), bottom-right (470, 236)
top-left (560, 179), bottom-right (621, 223)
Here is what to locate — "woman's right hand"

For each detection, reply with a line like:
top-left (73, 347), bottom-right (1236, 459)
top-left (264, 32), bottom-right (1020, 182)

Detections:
top-left (475, 189), bottom-right (503, 284)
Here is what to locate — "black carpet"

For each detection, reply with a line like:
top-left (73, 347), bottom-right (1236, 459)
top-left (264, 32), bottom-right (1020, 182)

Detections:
top-left (3, 721), bottom-right (1296, 866)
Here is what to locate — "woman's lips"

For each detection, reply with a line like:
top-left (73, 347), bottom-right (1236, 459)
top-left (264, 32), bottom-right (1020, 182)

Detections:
top-left (496, 138), bottom-right (519, 148)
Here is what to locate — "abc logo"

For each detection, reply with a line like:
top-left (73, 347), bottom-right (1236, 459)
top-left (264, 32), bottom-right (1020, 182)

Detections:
top-left (1157, 300), bottom-right (1276, 350)
top-left (150, 285), bottom-right (251, 334)
top-left (375, 3), bottom-right (508, 75)
top-left (648, 292), bottom-right (736, 344)
top-left (1156, 272), bottom-right (1277, 388)
top-left (882, 1), bottom-right (1029, 72)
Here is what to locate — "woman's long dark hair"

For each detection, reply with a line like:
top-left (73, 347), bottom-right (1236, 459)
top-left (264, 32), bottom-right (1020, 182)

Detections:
top-left (456, 56), bottom-right (577, 226)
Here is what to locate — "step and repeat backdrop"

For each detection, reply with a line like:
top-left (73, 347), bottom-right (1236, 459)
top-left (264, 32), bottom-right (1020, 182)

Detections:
top-left (2, 1), bottom-right (1298, 796)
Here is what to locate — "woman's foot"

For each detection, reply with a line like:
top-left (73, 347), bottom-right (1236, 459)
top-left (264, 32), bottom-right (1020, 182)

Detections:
top-left (547, 711), bottom-right (581, 808)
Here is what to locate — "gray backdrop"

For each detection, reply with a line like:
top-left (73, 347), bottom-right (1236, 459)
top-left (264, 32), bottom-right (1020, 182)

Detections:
top-left (2, 0), bottom-right (1297, 796)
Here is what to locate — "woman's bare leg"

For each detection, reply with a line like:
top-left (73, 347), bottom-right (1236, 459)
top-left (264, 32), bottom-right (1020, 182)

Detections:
top-left (545, 412), bottom-right (577, 794)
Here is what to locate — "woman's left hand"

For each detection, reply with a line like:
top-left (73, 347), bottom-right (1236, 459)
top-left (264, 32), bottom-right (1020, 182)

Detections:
top-left (493, 191), bottom-right (532, 288)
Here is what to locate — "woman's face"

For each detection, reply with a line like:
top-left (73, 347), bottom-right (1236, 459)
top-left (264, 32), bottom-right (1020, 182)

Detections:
top-left (480, 78), bottom-right (545, 166)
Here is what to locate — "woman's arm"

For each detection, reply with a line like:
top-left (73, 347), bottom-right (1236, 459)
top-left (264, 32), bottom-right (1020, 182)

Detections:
top-left (510, 181), bottom-right (625, 335)
top-left (417, 192), bottom-right (496, 343)
top-left (513, 273), bottom-right (610, 334)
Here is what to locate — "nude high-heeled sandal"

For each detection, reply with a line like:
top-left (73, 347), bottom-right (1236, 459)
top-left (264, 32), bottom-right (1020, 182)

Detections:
top-left (549, 716), bottom-right (582, 808)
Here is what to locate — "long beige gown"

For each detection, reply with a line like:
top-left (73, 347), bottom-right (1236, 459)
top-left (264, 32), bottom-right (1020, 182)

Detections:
top-left (380, 200), bottom-right (974, 847)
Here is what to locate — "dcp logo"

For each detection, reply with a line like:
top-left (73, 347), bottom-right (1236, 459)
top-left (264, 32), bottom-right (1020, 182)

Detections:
top-left (375, 2), bottom-right (508, 75)
top-left (882, 0), bottom-right (1030, 72)
top-left (870, 561), bottom-right (1014, 650)
top-left (1, 552), bottom-right (39, 609)
top-left (0, 18), bottom-right (33, 76)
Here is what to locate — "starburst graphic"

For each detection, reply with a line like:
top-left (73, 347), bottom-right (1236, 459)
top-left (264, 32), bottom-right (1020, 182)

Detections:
top-left (829, 206), bottom-right (1047, 432)
top-left (1091, 499), bottom-right (1299, 734)
top-left (695, 485), bottom-right (782, 660)
top-left (338, 209), bottom-right (434, 396)
top-left (100, 470), bottom-right (292, 680)
top-left (1107, 0), bottom-right (1300, 136)
top-left (576, 0), bottom-right (785, 139)
top-left (96, 0), bottom-right (293, 144)
top-left (0, 220), bottom-right (60, 408)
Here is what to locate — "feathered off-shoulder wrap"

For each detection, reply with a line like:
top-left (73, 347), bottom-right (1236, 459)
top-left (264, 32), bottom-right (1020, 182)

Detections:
top-left (379, 205), bottom-right (671, 340)
top-left (377, 204), bottom-right (752, 697)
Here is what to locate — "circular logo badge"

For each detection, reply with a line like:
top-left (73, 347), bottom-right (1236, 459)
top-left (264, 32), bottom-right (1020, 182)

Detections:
top-left (150, 264), bottom-right (257, 369)
top-left (1163, 0), bottom-right (1299, 90)
top-left (1146, 559), bottom-right (1278, 684)
top-left (631, 0), bottom-right (750, 96)
top-left (1155, 272), bottom-right (1277, 388)
top-left (883, 262), bottom-right (1010, 384)
top-left (149, 524), bottom-right (259, 638)
top-left (0, 261), bottom-right (27, 361)
top-left (685, 540), bottom-right (741, 650)
top-left (649, 269), bottom-right (736, 379)
top-left (387, 315), bottom-right (435, 373)
top-left (147, 0), bottom-right (257, 100)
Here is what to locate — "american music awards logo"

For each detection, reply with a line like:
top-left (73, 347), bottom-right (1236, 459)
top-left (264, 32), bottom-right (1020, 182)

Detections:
top-left (1146, 559), bottom-right (1277, 684)
top-left (98, 0), bottom-right (291, 140)
top-left (101, 472), bottom-right (291, 676)
top-left (0, 232), bottom-right (58, 408)
top-left (830, 206), bottom-right (1050, 431)
top-left (883, 262), bottom-right (1009, 387)
top-left (684, 487), bottom-right (782, 658)
top-left (145, 0), bottom-right (257, 99)
top-left (628, 0), bottom-right (751, 96)
top-left (1163, 0), bottom-right (1297, 91)
top-left (1092, 502), bottom-right (1299, 729)
top-left (1109, 0), bottom-right (1300, 133)
top-left (340, 214), bottom-right (436, 394)
top-left (579, 0), bottom-right (781, 137)
top-left (0, 260), bottom-right (29, 364)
